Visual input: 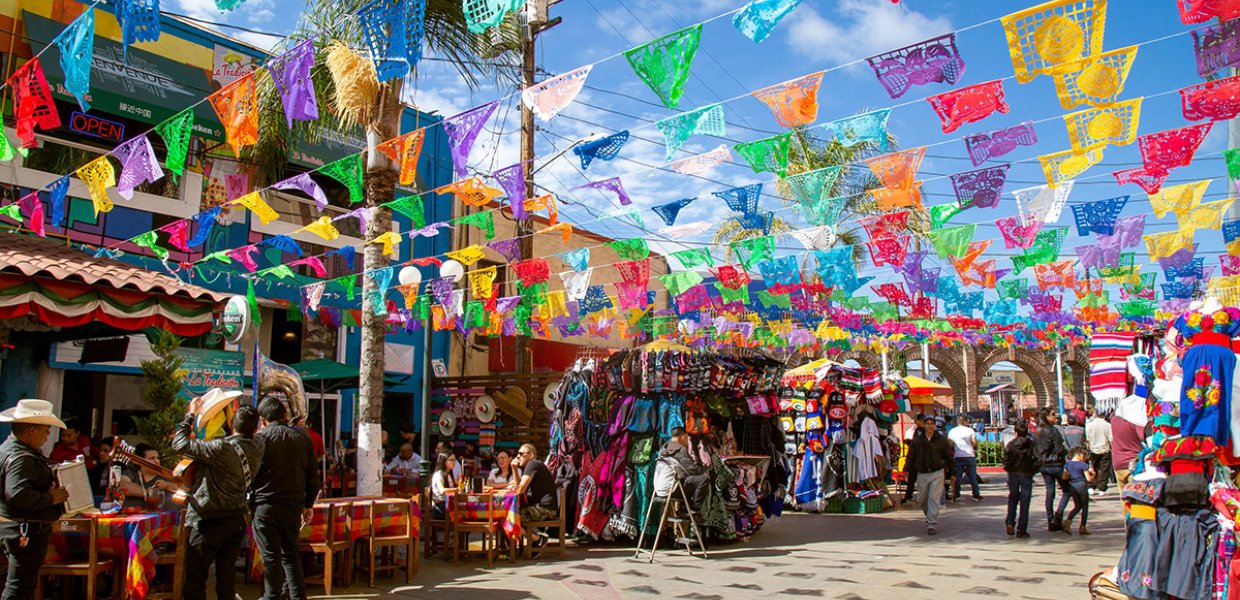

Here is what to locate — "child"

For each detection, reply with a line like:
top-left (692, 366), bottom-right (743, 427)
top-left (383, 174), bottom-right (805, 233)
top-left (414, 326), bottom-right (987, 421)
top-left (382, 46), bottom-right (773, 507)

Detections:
top-left (1062, 447), bottom-right (1096, 535)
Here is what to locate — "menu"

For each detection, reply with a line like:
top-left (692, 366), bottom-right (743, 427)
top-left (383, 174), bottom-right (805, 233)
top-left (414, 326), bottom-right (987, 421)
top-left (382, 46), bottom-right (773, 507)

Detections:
top-left (53, 458), bottom-right (95, 516)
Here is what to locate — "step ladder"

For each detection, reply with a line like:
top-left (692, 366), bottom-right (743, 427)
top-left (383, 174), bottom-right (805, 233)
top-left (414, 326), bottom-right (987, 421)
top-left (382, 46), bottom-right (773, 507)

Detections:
top-left (633, 479), bottom-right (708, 562)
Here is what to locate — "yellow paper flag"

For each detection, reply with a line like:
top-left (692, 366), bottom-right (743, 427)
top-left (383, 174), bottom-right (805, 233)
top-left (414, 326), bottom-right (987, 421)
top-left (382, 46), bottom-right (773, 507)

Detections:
top-left (1143, 230), bottom-right (1195, 262)
top-left (1000, 0), bottom-right (1106, 83)
top-left (373, 231), bottom-right (402, 257)
top-left (302, 216), bottom-right (341, 241)
top-left (1052, 45), bottom-right (1138, 109)
top-left (467, 266), bottom-right (497, 299)
top-left (446, 244), bottom-right (486, 266)
top-left (1038, 145), bottom-right (1104, 186)
top-left (1149, 180), bottom-right (1209, 220)
top-left (1180, 199), bottom-right (1234, 234)
top-left (1063, 98), bottom-right (1141, 151)
top-left (235, 192), bottom-right (279, 225)
top-left (77, 155), bottom-right (116, 216)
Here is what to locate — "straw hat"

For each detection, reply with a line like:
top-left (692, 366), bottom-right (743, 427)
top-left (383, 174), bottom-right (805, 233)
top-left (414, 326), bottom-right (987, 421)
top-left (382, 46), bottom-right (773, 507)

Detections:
top-left (0, 400), bottom-right (66, 428)
top-left (543, 382), bottom-right (561, 411)
top-left (438, 410), bottom-right (457, 436)
top-left (474, 395), bottom-right (497, 424)
top-left (194, 388), bottom-right (243, 430)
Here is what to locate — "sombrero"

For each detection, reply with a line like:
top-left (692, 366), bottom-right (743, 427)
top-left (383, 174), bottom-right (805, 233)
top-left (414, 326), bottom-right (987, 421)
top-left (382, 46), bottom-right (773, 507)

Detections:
top-left (438, 410), bottom-right (457, 436)
top-left (0, 400), bottom-right (66, 428)
top-left (194, 388), bottom-right (243, 431)
top-left (474, 394), bottom-right (497, 424)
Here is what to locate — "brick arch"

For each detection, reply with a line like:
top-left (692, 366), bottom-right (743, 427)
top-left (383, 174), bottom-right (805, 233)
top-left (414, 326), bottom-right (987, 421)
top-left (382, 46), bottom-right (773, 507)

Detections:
top-left (902, 345), bottom-right (972, 410)
top-left (1065, 354), bottom-right (1090, 410)
top-left (831, 349), bottom-right (883, 372)
top-left (974, 347), bottom-right (1056, 409)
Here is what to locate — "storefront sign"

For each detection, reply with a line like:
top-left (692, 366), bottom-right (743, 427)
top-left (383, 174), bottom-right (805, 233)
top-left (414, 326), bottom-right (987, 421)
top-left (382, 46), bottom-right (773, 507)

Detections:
top-left (221, 295), bottom-right (252, 344)
top-left (177, 348), bottom-right (244, 402)
top-left (212, 44), bottom-right (256, 88)
top-left (68, 111), bottom-right (124, 142)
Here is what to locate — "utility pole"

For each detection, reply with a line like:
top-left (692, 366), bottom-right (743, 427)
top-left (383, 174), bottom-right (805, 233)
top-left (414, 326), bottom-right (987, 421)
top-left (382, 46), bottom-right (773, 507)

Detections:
top-left (516, 0), bottom-right (561, 374)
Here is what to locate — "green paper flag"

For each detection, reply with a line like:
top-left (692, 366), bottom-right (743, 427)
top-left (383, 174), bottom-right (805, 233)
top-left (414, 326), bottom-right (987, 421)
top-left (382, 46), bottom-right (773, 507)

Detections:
top-left (785, 166), bottom-right (842, 205)
top-left (413, 295), bottom-right (431, 321)
top-left (799, 195), bottom-right (846, 227)
top-left (0, 125), bottom-right (19, 162)
top-left (927, 224), bottom-right (975, 259)
top-left (0, 205), bottom-right (21, 221)
top-left (609, 238), bottom-right (650, 261)
top-left (1095, 253), bottom-right (1136, 279)
top-left (453, 211), bottom-right (495, 240)
top-left (389, 195), bottom-right (426, 228)
top-left (156, 108), bottom-right (194, 180)
top-left (731, 235), bottom-right (774, 269)
top-left (321, 155), bottom-right (364, 204)
top-left (1013, 227), bottom-right (1069, 273)
top-left (1117, 298), bottom-right (1156, 318)
top-left (1123, 272), bottom-right (1157, 294)
top-left (464, 300), bottom-right (488, 328)
top-left (1078, 290), bottom-right (1110, 309)
top-left (247, 280), bottom-right (262, 325)
top-left (757, 290), bottom-right (790, 309)
top-left (734, 132), bottom-right (792, 177)
top-left (624, 25), bottom-right (702, 109)
top-left (928, 203), bottom-right (963, 229)
top-left (518, 281), bottom-right (547, 303)
top-left (1227, 148), bottom-right (1240, 181)
top-left (716, 282), bottom-right (748, 304)
top-left (869, 301), bottom-right (898, 322)
top-left (672, 248), bottom-right (714, 269)
top-left (202, 251), bottom-right (232, 265)
top-left (658, 271), bottom-right (704, 297)
top-left (131, 231), bottom-right (168, 260)
top-left (337, 274), bottom-right (358, 301)
top-left (833, 291), bottom-right (870, 311)
top-left (268, 265), bottom-right (296, 280)
top-left (997, 278), bottom-right (1028, 300)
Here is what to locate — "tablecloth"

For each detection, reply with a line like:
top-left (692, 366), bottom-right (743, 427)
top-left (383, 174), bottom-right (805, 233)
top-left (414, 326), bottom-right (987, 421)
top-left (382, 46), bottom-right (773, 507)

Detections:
top-left (445, 490), bottom-right (521, 539)
top-left (47, 511), bottom-right (179, 600)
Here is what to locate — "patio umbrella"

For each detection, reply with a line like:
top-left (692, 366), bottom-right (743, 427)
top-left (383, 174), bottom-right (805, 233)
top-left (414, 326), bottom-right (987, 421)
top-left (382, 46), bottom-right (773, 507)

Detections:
top-left (904, 375), bottom-right (952, 406)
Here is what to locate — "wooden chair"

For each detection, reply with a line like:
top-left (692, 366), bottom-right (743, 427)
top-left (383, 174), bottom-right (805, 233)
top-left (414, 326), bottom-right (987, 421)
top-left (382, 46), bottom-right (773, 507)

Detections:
top-left (146, 512), bottom-right (190, 600)
top-left (357, 499), bottom-right (417, 586)
top-left (452, 492), bottom-right (499, 567)
top-left (421, 488), bottom-right (451, 560)
top-left (299, 502), bottom-right (353, 595)
top-left (37, 517), bottom-right (115, 600)
top-left (522, 487), bottom-right (568, 560)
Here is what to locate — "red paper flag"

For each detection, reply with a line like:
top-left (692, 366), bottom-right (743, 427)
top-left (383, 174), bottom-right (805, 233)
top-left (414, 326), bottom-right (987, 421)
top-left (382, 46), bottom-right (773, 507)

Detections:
top-left (867, 235), bottom-right (909, 268)
top-left (7, 59), bottom-right (60, 148)
top-left (926, 80), bottom-right (1008, 133)
top-left (1180, 74), bottom-right (1240, 121)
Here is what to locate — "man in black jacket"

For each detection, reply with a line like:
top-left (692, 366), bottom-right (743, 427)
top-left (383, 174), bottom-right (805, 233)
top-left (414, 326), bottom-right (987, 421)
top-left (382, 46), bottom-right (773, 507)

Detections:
top-left (173, 395), bottom-right (264, 600)
top-left (904, 415), bottom-right (955, 535)
top-left (1033, 407), bottom-right (1071, 531)
top-left (252, 397), bottom-right (319, 600)
top-left (1003, 421), bottom-right (1038, 538)
top-left (0, 400), bottom-right (69, 600)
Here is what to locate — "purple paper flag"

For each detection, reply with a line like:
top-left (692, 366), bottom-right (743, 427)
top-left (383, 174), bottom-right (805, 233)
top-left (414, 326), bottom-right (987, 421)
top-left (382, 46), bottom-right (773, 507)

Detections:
top-left (443, 101), bottom-right (499, 179)
top-left (951, 164), bottom-right (1010, 209)
top-left (491, 161), bottom-right (529, 220)
top-left (1096, 214), bottom-right (1145, 249)
top-left (273, 172), bottom-right (328, 211)
top-left (336, 207), bottom-right (370, 229)
top-left (430, 276), bottom-right (455, 306)
top-left (267, 39), bottom-right (319, 127)
top-left (1193, 18), bottom-right (1240, 78)
top-left (1076, 243), bottom-right (1120, 271)
top-left (487, 238), bottom-right (522, 263)
top-left (114, 135), bottom-right (163, 200)
top-left (573, 177), bottom-right (632, 206)
top-left (963, 122), bottom-right (1036, 166)
top-left (496, 296), bottom-right (521, 314)
top-left (1157, 245), bottom-right (1199, 271)
top-left (866, 33), bottom-right (965, 99)
top-left (904, 266), bottom-right (941, 294)
top-left (409, 221), bottom-right (448, 238)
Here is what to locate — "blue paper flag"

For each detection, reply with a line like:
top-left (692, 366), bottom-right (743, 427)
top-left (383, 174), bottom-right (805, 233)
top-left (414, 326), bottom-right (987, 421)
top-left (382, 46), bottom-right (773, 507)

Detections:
top-left (733, 211), bottom-right (774, 234)
top-left (359, 0), bottom-right (410, 82)
top-left (733, 0), bottom-right (803, 44)
top-left (187, 207), bottom-right (220, 248)
top-left (829, 109), bottom-right (891, 151)
top-left (1070, 196), bottom-right (1129, 236)
top-left (579, 285), bottom-right (614, 316)
top-left (116, 0), bottom-right (161, 60)
top-left (259, 234), bottom-right (304, 257)
top-left (328, 245), bottom-right (357, 270)
top-left (556, 248), bottom-right (590, 272)
top-left (573, 131), bottom-right (630, 170)
top-left (48, 176), bottom-right (69, 231)
top-left (757, 255), bottom-right (801, 287)
top-left (651, 198), bottom-right (695, 227)
top-left (713, 183), bottom-right (762, 215)
top-left (56, 8), bottom-right (94, 112)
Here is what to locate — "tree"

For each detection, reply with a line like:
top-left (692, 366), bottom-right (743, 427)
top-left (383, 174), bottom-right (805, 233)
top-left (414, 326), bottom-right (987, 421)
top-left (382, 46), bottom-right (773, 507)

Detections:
top-left (135, 331), bottom-right (187, 468)
top-left (249, 0), bottom-right (519, 495)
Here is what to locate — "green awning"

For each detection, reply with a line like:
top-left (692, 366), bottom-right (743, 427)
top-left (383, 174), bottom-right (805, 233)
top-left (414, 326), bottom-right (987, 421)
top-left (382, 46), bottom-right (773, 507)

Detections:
top-left (245, 358), bottom-right (406, 392)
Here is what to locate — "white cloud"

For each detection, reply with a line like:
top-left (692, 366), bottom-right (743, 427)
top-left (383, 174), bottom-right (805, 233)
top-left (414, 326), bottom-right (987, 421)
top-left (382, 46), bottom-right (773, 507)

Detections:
top-left (785, 1), bottom-right (954, 64)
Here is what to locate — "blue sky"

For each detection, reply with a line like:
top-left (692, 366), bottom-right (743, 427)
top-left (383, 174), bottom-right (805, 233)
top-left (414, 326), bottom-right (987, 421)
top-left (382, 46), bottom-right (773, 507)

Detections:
top-left (179, 0), bottom-right (1232, 312)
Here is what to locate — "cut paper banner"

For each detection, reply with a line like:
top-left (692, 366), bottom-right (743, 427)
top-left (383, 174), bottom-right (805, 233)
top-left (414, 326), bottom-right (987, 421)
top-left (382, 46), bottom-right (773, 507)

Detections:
top-left (525, 193), bottom-right (559, 225)
top-left (866, 33), bottom-right (965, 99)
top-left (302, 216), bottom-right (340, 241)
top-left (358, 0), bottom-right (425, 81)
top-left (1143, 230), bottom-right (1195, 262)
top-left (1137, 123), bottom-right (1213, 174)
top-left (8, 59), bottom-right (60, 148)
top-left (440, 176), bottom-right (503, 207)
top-left (859, 211), bottom-right (909, 240)
top-left (16, 192), bottom-right (43, 237)
top-left (522, 65), bottom-right (592, 121)
top-left (867, 236), bottom-right (910, 268)
top-left (787, 225), bottom-right (837, 250)
top-left (656, 104), bottom-right (726, 159)
top-left (454, 210), bottom-right (495, 240)
top-left (1180, 199), bottom-right (1234, 234)
top-left (573, 131), bottom-right (629, 170)
top-left (375, 130), bottom-right (425, 186)
top-left (1193, 19), bottom-right (1240, 78)
top-left (573, 177), bottom-right (632, 206)
top-left (829, 109), bottom-right (890, 150)
top-left (651, 198), bottom-right (695, 227)
top-left (1178, 0), bottom-right (1240, 23)
top-left (785, 166), bottom-right (841, 205)
top-left (389, 195), bottom-right (426, 228)
top-left (669, 144), bottom-right (731, 174)
top-left (1071, 196), bottom-right (1128, 236)
top-left (734, 132), bottom-right (792, 177)
top-left (1180, 74), bottom-right (1240, 122)
top-left (714, 184), bottom-right (762, 215)
top-left (273, 173), bottom-right (329, 211)
top-left (561, 269), bottom-right (593, 301)
top-left (1000, 0), bottom-right (1106, 83)
top-left (964, 122), bottom-right (1037, 166)
top-left (1039, 146), bottom-right (1104, 186)
top-left (116, 0), bottom-right (161, 55)
top-left (321, 155), bottom-right (364, 204)
top-left (1014, 181), bottom-right (1074, 225)
top-left (447, 245), bottom-right (486, 267)
top-left (1112, 166), bottom-right (1171, 195)
top-left (733, 0), bottom-right (801, 43)
top-left (114, 135), bottom-right (163, 200)
top-left (926, 79), bottom-right (1008, 134)
top-left (996, 216), bottom-right (1044, 249)
top-left (155, 109), bottom-right (194, 181)
top-left (868, 147), bottom-right (925, 190)
top-left (267, 39), bottom-right (319, 126)
top-left (927, 224), bottom-right (975, 258)
top-left (77, 155), bottom-right (115, 216)
top-left (488, 238), bottom-right (521, 263)
top-left (670, 248), bottom-right (713, 269)
top-left (951, 164), bottom-right (1010, 209)
top-left (752, 72), bottom-right (823, 128)
top-left (624, 25), bottom-right (701, 109)
top-left (1051, 45), bottom-right (1139, 109)
top-left (1150, 180), bottom-right (1210, 219)
top-left (734, 211), bottom-right (774, 234)
top-left (463, 0), bottom-right (522, 34)
top-left (1064, 98), bottom-right (1142, 150)
top-left (443, 101), bottom-right (499, 179)
top-left (1098, 214), bottom-right (1146, 249)
top-left (207, 72), bottom-right (258, 157)
top-left (235, 192), bottom-right (279, 225)
top-left (56, 8), bottom-right (94, 112)
top-left (467, 266), bottom-right (497, 299)
top-left (1032, 260), bottom-right (1077, 292)
top-left (490, 161), bottom-right (529, 220)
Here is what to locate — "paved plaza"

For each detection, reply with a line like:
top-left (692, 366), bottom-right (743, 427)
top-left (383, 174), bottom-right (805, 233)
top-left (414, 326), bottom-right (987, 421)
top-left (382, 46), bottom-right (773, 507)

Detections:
top-left (256, 481), bottom-right (1123, 599)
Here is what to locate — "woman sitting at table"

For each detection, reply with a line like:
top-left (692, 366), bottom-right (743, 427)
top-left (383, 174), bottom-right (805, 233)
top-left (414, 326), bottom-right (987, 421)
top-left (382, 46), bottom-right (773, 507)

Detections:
top-left (119, 443), bottom-right (180, 512)
top-left (488, 449), bottom-right (515, 487)
top-left (430, 452), bottom-right (458, 519)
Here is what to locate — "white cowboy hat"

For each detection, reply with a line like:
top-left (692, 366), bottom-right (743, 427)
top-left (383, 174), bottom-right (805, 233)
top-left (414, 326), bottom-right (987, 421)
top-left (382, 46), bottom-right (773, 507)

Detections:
top-left (438, 410), bottom-right (457, 436)
top-left (194, 388), bottom-right (243, 431)
top-left (0, 399), bottom-right (66, 428)
top-left (474, 395), bottom-right (497, 424)
top-left (543, 382), bottom-right (561, 411)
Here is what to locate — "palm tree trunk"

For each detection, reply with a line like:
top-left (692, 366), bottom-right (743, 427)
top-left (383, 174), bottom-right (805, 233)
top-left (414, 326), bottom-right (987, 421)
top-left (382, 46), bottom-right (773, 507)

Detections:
top-left (357, 84), bottom-right (402, 497)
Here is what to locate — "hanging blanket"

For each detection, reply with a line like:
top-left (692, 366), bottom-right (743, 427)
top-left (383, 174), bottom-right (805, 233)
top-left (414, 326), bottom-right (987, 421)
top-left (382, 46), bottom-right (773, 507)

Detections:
top-left (1091, 331), bottom-right (1137, 410)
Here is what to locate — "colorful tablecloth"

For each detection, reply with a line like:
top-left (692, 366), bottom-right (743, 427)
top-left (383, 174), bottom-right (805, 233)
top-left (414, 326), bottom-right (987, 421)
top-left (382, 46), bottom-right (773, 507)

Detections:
top-left (47, 511), bottom-right (179, 600)
top-left (446, 490), bottom-right (521, 539)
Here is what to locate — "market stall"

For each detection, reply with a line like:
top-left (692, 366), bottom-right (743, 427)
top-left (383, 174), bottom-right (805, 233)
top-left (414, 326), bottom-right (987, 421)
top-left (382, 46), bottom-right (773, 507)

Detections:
top-left (545, 342), bottom-right (787, 542)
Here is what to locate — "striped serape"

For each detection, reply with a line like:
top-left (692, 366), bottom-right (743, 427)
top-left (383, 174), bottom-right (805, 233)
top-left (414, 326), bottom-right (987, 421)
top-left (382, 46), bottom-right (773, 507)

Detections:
top-left (1090, 332), bottom-right (1136, 407)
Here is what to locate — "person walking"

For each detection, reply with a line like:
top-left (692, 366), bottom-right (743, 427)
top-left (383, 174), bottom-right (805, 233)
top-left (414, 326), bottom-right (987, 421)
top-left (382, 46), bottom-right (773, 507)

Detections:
top-left (1062, 447), bottom-right (1096, 535)
top-left (1003, 421), bottom-right (1037, 538)
top-left (947, 415), bottom-right (982, 502)
top-left (1085, 411), bottom-right (1113, 496)
top-left (1034, 407), bottom-right (1072, 531)
top-left (904, 415), bottom-right (955, 535)
top-left (902, 415), bottom-right (926, 504)
top-left (172, 393), bottom-right (264, 600)
top-left (251, 397), bottom-right (319, 600)
top-left (0, 400), bottom-right (69, 600)
top-left (1061, 414), bottom-right (1086, 451)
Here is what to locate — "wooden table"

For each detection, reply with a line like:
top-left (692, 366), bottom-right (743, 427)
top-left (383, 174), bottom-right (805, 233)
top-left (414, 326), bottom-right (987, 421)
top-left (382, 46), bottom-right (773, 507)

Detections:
top-left (47, 510), bottom-right (179, 600)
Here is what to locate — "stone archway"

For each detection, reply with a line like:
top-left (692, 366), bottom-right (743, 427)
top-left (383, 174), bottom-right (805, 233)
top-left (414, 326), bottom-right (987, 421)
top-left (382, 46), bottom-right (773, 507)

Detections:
top-left (903, 344), bottom-right (972, 410)
top-left (1064, 346), bottom-right (1090, 411)
top-left (974, 347), bottom-right (1056, 409)
top-left (832, 349), bottom-right (883, 372)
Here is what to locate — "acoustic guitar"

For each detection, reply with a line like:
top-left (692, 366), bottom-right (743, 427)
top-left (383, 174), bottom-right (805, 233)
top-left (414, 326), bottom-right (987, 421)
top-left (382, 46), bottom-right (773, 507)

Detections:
top-left (110, 437), bottom-right (194, 506)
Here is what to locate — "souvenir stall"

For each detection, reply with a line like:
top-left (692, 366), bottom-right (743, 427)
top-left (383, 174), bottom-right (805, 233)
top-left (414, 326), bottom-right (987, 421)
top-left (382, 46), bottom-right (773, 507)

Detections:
top-left (1092, 300), bottom-right (1240, 600)
top-left (545, 342), bottom-right (788, 543)
top-left (778, 361), bottom-right (907, 514)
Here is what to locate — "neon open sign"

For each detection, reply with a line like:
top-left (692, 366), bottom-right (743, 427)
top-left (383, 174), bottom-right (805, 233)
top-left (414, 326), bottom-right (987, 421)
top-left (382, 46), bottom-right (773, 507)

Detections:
top-left (69, 111), bottom-right (125, 142)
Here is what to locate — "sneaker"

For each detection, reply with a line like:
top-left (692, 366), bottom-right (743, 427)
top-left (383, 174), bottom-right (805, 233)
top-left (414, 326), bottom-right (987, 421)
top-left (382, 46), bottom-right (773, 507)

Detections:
top-left (1006, 523), bottom-right (1015, 536)
top-left (1016, 531), bottom-right (1031, 539)
top-left (927, 527), bottom-right (937, 535)
top-left (972, 496), bottom-right (983, 502)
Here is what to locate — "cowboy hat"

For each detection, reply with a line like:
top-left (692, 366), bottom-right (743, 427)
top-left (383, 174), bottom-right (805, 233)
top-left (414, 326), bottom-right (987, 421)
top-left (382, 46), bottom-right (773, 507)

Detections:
top-left (543, 382), bottom-right (561, 411)
top-left (194, 388), bottom-right (243, 430)
top-left (0, 400), bottom-right (66, 428)
top-left (474, 394), bottom-right (497, 424)
top-left (438, 410), bottom-right (457, 436)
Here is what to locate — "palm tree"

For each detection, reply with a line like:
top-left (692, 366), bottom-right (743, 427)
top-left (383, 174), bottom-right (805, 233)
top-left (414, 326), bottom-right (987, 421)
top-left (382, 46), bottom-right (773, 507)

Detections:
top-left (247, 0), bottom-right (520, 495)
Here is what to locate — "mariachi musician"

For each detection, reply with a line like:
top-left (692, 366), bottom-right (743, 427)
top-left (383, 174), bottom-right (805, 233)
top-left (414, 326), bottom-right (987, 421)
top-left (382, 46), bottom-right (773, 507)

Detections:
top-left (0, 400), bottom-right (70, 600)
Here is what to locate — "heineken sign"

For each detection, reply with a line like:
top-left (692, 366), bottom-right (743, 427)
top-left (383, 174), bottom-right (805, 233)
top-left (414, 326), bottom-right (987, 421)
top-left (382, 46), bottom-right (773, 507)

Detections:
top-left (221, 295), bottom-right (252, 345)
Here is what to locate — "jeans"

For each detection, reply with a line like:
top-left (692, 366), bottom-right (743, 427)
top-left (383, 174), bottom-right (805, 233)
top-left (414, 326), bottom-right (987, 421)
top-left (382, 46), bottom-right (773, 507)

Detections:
top-left (253, 504), bottom-right (307, 600)
top-left (1040, 465), bottom-right (1073, 523)
top-left (0, 521), bottom-right (50, 600)
top-left (1066, 481), bottom-right (1090, 526)
top-left (1090, 453), bottom-right (1113, 492)
top-left (954, 457), bottom-right (981, 499)
top-left (915, 470), bottom-right (946, 528)
top-left (184, 514), bottom-right (247, 600)
top-left (1005, 474), bottom-right (1033, 533)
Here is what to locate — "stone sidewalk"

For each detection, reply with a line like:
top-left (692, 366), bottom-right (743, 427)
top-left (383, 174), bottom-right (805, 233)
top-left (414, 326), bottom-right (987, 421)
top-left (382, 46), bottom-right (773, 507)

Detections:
top-left (243, 481), bottom-right (1123, 599)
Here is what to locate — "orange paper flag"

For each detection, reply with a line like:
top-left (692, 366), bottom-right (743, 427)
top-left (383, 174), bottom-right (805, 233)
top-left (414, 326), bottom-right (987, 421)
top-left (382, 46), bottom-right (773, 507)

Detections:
top-left (752, 72), bottom-right (824, 128)
top-left (376, 130), bottom-right (426, 186)
top-left (207, 72), bottom-right (259, 158)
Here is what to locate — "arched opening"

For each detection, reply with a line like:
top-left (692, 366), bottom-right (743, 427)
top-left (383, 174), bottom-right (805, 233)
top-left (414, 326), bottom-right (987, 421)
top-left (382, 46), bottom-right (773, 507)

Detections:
top-left (975, 348), bottom-right (1056, 418)
top-left (902, 345), bottom-right (971, 412)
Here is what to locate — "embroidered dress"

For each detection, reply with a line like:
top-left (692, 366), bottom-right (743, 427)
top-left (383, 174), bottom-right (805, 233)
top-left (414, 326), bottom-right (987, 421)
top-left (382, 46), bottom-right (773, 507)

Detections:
top-left (1174, 307), bottom-right (1240, 444)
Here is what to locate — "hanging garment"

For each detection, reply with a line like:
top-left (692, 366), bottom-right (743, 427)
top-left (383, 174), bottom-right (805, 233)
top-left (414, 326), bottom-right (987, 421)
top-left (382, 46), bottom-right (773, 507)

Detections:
top-left (1153, 506), bottom-right (1218, 600)
top-left (1174, 307), bottom-right (1240, 444)
top-left (1115, 506), bottom-right (1160, 600)
top-left (852, 417), bottom-right (883, 481)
